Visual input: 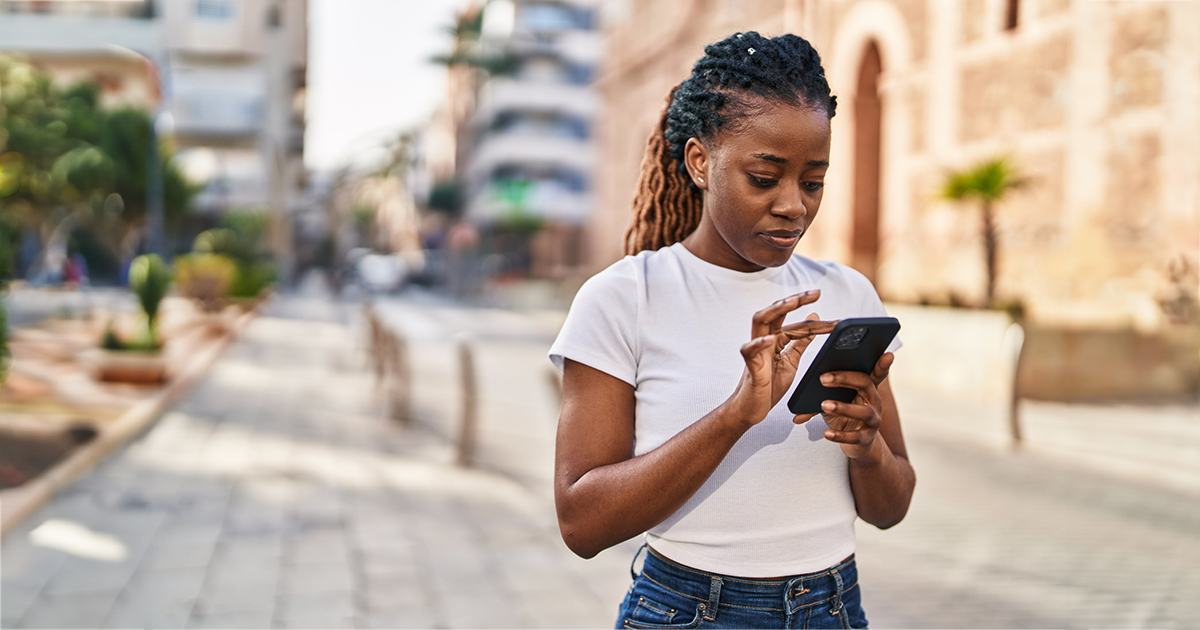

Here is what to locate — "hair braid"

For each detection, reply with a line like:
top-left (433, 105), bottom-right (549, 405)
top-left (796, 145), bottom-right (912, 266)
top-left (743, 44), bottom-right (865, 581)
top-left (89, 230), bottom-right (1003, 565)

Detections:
top-left (623, 32), bottom-right (835, 256)
top-left (624, 87), bottom-right (702, 255)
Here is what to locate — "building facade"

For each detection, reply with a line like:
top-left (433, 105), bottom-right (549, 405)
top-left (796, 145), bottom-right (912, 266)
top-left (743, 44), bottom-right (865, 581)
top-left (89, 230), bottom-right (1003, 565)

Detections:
top-left (463, 0), bottom-right (601, 278)
top-left (0, 0), bottom-right (308, 276)
top-left (593, 0), bottom-right (1200, 332)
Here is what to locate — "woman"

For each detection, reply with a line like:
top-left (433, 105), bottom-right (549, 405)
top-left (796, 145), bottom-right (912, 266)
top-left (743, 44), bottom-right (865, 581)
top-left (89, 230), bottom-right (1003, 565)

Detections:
top-left (549, 32), bottom-right (915, 629)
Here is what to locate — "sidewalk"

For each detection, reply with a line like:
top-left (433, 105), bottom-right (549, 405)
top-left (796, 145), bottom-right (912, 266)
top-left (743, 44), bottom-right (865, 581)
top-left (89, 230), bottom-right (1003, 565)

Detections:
top-left (1, 292), bottom-right (633, 629)
top-left (2, 288), bottom-right (1197, 629)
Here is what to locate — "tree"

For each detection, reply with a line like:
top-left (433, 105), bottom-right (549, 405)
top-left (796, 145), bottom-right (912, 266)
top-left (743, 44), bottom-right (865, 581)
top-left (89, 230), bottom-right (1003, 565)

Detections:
top-left (0, 55), bottom-right (196, 277)
top-left (941, 157), bottom-right (1026, 308)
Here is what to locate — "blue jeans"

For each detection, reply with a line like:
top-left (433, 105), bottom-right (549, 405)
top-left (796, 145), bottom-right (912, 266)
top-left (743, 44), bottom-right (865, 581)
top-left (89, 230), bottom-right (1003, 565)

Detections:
top-left (616, 546), bottom-right (869, 629)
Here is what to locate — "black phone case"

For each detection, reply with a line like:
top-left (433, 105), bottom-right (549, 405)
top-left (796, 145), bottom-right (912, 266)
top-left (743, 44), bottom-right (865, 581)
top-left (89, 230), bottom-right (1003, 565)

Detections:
top-left (786, 317), bottom-right (900, 415)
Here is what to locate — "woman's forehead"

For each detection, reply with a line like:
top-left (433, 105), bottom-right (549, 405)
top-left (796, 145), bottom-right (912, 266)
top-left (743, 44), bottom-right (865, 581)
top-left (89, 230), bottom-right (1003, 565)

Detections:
top-left (717, 103), bottom-right (831, 161)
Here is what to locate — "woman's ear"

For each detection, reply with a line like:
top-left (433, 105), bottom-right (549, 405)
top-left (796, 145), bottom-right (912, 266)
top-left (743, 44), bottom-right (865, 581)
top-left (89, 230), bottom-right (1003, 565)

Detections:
top-left (684, 137), bottom-right (710, 190)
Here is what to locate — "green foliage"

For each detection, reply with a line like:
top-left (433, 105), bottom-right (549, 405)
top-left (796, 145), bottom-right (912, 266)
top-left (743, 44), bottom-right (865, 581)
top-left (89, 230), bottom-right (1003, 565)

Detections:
top-left (128, 254), bottom-right (171, 327)
top-left (0, 55), bottom-right (198, 273)
top-left (941, 157), bottom-right (1025, 203)
top-left (191, 209), bottom-right (273, 299)
top-left (229, 261), bottom-right (275, 299)
top-left (0, 295), bottom-right (8, 384)
top-left (100, 320), bottom-right (162, 352)
top-left (428, 178), bottom-right (464, 214)
top-left (941, 156), bottom-right (1027, 309)
top-left (174, 253), bottom-right (236, 312)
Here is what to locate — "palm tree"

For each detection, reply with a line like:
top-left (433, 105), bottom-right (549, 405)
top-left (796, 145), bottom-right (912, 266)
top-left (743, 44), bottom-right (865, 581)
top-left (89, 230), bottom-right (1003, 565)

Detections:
top-left (942, 157), bottom-right (1026, 308)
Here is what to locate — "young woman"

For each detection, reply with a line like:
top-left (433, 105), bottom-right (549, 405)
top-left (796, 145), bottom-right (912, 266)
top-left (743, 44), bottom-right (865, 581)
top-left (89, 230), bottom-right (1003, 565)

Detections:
top-left (549, 32), bottom-right (915, 629)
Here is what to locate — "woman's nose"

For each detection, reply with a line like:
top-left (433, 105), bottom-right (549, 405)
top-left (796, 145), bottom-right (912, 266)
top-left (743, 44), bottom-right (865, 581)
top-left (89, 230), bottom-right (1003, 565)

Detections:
top-left (773, 184), bottom-right (808, 219)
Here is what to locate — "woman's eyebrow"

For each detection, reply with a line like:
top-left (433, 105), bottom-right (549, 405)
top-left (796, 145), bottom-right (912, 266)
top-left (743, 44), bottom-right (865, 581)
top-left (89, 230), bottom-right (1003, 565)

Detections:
top-left (750, 152), bottom-right (787, 164)
top-left (749, 153), bottom-right (829, 168)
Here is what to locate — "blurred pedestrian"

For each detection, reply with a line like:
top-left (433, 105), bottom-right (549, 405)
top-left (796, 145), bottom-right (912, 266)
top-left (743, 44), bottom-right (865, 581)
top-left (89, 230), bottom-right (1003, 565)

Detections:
top-left (549, 32), bottom-right (914, 629)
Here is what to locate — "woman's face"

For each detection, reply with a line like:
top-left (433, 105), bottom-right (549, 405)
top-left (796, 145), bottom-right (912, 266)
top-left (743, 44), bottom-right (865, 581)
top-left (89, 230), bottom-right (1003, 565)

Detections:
top-left (682, 99), bottom-right (832, 272)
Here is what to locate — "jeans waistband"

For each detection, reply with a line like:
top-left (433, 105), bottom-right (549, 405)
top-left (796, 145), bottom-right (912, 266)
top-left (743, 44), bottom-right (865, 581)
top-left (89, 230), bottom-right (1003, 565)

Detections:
top-left (635, 545), bottom-right (858, 616)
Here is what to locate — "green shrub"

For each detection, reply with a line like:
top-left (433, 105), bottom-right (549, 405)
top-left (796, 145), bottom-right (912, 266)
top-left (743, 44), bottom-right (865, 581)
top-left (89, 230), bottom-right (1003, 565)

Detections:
top-left (229, 261), bottom-right (275, 299)
top-left (174, 253), bottom-right (236, 312)
top-left (128, 254), bottom-right (171, 328)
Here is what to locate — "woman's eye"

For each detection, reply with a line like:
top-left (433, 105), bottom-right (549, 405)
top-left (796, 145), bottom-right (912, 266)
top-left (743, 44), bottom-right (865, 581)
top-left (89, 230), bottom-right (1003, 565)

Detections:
top-left (749, 175), bottom-right (777, 188)
top-left (804, 181), bottom-right (825, 192)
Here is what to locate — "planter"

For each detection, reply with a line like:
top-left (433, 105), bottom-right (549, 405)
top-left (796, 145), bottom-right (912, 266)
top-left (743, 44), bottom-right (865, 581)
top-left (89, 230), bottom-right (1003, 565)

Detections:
top-left (81, 348), bottom-right (169, 384)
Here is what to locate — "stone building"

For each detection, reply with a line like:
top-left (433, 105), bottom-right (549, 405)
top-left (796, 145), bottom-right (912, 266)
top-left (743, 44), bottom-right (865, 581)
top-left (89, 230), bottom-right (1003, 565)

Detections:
top-left (592, 0), bottom-right (1200, 333)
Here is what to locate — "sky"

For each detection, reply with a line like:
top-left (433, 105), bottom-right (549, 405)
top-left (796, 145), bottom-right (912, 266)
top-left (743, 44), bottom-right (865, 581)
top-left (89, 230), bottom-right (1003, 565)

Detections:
top-left (305, 0), bottom-right (473, 173)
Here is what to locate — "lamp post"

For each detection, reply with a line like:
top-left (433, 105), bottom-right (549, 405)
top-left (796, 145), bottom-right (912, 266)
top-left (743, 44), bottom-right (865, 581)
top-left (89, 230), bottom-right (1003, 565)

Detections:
top-left (145, 110), bottom-right (174, 258)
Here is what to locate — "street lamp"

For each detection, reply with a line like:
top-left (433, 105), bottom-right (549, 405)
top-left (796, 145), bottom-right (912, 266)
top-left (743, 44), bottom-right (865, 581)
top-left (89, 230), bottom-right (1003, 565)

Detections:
top-left (146, 109), bottom-right (173, 258)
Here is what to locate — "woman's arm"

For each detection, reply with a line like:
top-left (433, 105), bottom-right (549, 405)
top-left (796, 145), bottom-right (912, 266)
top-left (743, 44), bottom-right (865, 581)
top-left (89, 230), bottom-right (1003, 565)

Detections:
top-left (554, 292), bottom-right (835, 558)
top-left (554, 360), bottom-right (750, 558)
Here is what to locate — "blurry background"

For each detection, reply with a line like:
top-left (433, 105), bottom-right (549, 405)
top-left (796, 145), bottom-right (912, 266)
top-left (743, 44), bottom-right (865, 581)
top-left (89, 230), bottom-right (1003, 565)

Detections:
top-left (1, 1), bottom-right (1198, 629)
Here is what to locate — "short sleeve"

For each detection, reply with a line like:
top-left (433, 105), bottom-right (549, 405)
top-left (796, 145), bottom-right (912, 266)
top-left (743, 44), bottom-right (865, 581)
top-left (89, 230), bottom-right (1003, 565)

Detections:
top-left (548, 259), bottom-right (639, 386)
top-left (847, 266), bottom-right (903, 354)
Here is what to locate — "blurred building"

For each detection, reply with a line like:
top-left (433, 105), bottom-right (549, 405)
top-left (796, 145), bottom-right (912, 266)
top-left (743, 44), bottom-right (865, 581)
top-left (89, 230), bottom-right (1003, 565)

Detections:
top-left (594, 0), bottom-right (1200, 334)
top-left (460, 0), bottom-right (601, 278)
top-left (0, 0), bottom-right (308, 277)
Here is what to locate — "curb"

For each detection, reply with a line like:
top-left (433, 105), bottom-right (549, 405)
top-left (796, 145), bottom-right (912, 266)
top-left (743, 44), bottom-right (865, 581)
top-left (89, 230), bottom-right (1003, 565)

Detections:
top-left (0, 305), bottom-right (261, 538)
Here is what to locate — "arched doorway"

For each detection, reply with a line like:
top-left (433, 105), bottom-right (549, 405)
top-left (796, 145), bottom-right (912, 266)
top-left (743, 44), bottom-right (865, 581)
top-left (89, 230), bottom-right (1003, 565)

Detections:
top-left (851, 41), bottom-right (882, 284)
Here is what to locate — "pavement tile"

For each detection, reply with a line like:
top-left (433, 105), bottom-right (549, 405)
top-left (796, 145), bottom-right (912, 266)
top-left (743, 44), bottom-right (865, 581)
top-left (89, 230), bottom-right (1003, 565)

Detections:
top-left (275, 589), bottom-right (356, 623)
top-left (360, 573), bottom-right (431, 613)
top-left (101, 566), bottom-right (206, 629)
top-left (362, 609), bottom-right (440, 629)
top-left (185, 609), bottom-right (274, 629)
top-left (0, 583), bottom-right (41, 626)
top-left (16, 589), bottom-right (121, 629)
top-left (438, 590), bottom-right (524, 629)
top-left (279, 561), bottom-right (355, 595)
top-left (0, 538), bottom-right (68, 591)
top-left (140, 541), bottom-right (217, 570)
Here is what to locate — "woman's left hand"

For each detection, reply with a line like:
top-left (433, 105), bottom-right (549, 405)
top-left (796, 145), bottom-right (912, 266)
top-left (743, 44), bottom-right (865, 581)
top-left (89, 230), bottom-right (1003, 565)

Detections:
top-left (794, 352), bottom-right (894, 461)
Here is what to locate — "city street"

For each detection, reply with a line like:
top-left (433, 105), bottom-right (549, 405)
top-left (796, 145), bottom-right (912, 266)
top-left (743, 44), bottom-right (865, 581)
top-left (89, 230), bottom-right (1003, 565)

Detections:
top-left (1, 288), bottom-right (1198, 628)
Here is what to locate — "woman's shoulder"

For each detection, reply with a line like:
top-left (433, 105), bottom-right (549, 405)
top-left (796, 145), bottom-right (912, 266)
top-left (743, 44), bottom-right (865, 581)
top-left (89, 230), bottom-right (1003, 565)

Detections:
top-left (784, 255), bottom-right (876, 292)
top-left (578, 247), bottom-right (675, 292)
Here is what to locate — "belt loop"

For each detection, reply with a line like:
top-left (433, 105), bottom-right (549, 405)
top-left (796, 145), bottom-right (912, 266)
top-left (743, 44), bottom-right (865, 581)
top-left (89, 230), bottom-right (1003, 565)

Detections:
top-left (829, 568), bottom-right (845, 616)
top-left (630, 543), bottom-right (647, 580)
top-left (703, 576), bottom-right (722, 621)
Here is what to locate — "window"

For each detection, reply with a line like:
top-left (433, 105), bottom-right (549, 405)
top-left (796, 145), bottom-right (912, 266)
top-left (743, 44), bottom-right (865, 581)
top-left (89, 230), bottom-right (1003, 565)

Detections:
top-left (520, 3), bottom-right (577, 32)
top-left (196, 0), bottom-right (236, 20)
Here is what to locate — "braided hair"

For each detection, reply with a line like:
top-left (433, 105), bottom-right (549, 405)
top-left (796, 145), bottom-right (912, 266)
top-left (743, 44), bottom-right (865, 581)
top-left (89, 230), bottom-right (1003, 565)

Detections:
top-left (623, 32), bottom-right (837, 255)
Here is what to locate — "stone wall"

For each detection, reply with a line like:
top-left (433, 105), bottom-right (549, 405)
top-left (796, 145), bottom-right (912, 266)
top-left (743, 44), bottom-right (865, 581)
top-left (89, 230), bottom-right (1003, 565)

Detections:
top-left (590, 0), bottom-right (1200, 335)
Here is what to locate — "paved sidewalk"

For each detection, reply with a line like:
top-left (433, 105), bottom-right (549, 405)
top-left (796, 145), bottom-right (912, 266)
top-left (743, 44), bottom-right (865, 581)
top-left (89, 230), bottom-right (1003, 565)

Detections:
top-left (1, 293), bottom-right (633, 629)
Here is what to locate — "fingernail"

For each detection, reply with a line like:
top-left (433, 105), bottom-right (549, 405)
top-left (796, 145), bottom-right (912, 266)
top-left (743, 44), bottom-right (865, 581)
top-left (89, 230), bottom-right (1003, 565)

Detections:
top-left (820, 374), bottom-right (833, 385)
top-left (822, 401), bottom-right (835, 412)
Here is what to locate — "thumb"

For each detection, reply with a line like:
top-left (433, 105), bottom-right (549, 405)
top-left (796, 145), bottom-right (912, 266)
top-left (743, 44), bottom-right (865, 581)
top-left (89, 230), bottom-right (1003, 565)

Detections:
top-left (793, 413), bottom-right (818, 425)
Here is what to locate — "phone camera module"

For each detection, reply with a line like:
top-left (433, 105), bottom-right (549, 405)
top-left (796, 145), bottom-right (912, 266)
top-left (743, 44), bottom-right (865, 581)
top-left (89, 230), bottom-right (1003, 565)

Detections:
top-left (834, 327), bottom-right (869, 349)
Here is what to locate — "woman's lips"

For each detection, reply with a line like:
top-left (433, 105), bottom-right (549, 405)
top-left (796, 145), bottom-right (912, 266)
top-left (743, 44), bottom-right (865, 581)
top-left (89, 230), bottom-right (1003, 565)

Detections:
top-left (759, 231), bottom-right (802, 249)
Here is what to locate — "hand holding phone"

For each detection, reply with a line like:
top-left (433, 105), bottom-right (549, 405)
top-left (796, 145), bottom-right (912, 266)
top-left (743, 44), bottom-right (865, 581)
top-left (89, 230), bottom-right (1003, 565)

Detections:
top-left (786, 317), bottom-right (900, 415)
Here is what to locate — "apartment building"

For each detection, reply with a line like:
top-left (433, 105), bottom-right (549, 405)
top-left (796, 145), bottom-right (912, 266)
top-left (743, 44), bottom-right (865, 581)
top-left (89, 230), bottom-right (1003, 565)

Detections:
top-left (0, 0), bottom-right (307, 275)
top-left (463, 0), bottom-right (600, 277)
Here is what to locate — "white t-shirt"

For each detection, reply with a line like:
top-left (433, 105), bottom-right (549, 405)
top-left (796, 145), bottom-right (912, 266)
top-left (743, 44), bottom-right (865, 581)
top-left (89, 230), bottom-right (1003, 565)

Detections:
top-left (549, 243), bottom-right (899, 578)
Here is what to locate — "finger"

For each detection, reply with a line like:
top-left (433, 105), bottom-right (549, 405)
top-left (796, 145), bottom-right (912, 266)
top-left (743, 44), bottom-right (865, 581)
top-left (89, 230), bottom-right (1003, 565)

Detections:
top-left (821, 371), bottom-right (882, 409)
top-left (751, 290), bottom-right (820, 338)
top-left (820, 400), bottom-right (881, 427)
top-left (739, 335), bottom-right (775, 363)
top-left (793, 413), bottom-right (818, 425)
top-left (870, 352), bottom-right (895, 386)
top-left (779, 318), bottom-right (838, 336)
top-left (824, 428), bottom-right (868, 444)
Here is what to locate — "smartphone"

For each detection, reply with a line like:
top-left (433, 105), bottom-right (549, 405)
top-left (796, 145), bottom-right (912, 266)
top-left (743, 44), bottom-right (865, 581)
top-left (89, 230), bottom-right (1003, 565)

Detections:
top-left (786, 317), bottom-right (900, 415)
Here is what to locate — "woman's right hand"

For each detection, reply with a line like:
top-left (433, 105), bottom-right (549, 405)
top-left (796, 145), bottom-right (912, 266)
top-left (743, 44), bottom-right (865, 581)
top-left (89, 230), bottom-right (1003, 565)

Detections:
top-left (726, 290), bottom-right (837, 428)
